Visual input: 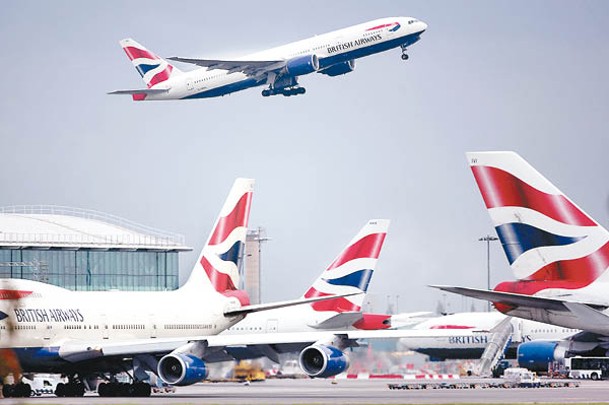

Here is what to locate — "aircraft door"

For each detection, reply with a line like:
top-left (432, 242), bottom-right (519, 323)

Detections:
top-left (266, 319), bottom-right (278, 333)
top-left (148, 314), bottom-right (157, 338)
top-left (186, 78), bottom-right (194, 91)
top-left (101, 314), bottom-right (109, 339)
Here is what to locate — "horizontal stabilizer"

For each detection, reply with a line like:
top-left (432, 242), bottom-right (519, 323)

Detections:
top-left (431, 285), bottom-right (608, 312)
top-left (563, 302), bottom-right (609, 325)
top-left (107, 88), bottom-right (169, 95)
top-left (224, 292), bottom-right (362, 317)
top-left (308, 312), bottom-right (364, 330)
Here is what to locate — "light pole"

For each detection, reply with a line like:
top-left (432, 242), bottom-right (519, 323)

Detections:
top-left (479, 234), bottom-right (498, 312)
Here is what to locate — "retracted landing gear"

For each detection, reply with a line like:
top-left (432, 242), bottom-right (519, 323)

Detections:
top-left (400, 44), bottom-right (409, 61)
top-left (262, 87), bottom-right (306, 97)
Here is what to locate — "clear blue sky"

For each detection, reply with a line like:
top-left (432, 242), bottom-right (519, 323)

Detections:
top-left (1, 1), bottom-right (608, 313)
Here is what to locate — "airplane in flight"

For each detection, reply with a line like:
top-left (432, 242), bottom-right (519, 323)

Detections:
top-left (434, 151), bottom-right (609, 370)
top-left (109, 16), bottom-right (427, 100)
top-left (0, 178), bottom-right (356, 398)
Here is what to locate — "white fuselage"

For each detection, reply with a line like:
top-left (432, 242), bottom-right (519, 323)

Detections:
top-left (0, 278), bottom-right (243, 368)
top-left (398, 312), bottom-right (578, 359)
top-left (149, 17), bottom-right (426, 100)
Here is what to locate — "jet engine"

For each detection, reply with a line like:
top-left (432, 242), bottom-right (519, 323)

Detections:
top-left (319, 60), bottom-right (355, 77)
top-left (298, 344), bottom-right (349, 378)
top-left (517, 341), bottom-right (566, 371)
top-left (157, 353), bottom-right (208, 386)
top-left (285, 55), bottom-right (320, 76)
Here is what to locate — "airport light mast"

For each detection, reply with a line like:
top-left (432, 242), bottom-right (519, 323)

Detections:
top-left (479, 234), bottom-right (498, 312)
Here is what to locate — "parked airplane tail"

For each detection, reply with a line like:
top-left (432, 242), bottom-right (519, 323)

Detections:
top-left (183, 178), bottom-right (254, 304)
top-left (468, 151), bottom-right (609, 296)
top-left (302, 219), bottom-right (389, 312)
top-left (119, 38), bottom-right (182, 88)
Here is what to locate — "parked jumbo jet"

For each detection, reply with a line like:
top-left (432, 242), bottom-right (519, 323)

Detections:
top-left (0, 179), bottom-right (355, 398)
top-left (435, 151), bottom-right (609, 370)
top-left (109, 17), bottom-right (427, 100)
top-left (397, 311), bottom-right (577, 362)
top-left (0, 181), bottom-right (432, 398)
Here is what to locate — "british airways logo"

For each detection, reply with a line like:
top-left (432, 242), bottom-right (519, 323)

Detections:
top-left (448, 335), bottom-right (489, 345)
top-left (13, 308), bottom-right (84, 323)
top-left (327, 34), bottom-right (382, 55)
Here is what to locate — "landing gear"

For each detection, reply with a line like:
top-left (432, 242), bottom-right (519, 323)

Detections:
top-left (97, 381), bottom-right (151, 397)
top-left (400, 44), bottom-right (409, 61)
top-left (2, 382), bottom-right (32, 398)
top-left (55, 382), bottom-right (85, 397)
top-left (261, 86), bottom-right (306, 97)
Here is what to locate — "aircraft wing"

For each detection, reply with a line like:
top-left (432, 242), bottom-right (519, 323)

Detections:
top-left (431, 285), bottom-right (609, 312)
top-left (168, 57), bottom-right (284, 76)
top-left (224, 292), bottom-right (361, 317)
top-left (57, 327), bottom-right (486, 365)
top-left (107, 88), bottom-right (170, 95)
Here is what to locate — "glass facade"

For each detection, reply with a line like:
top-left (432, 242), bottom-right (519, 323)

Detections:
top-left (0, 249), bottom-right (179, 291)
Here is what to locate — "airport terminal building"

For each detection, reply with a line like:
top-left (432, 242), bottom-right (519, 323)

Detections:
top-left (0, 206), bottom-right (191, 291)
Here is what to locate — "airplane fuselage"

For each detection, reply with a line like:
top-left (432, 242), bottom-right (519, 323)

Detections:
top-left (0, 279), bottom-right (243, 373)
top-left (147, 17), bottom-right (426, 100)
top-left (398, 312), bottom-right (578, 360)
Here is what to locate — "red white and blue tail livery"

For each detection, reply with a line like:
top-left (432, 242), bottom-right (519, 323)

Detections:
top-left (221, 219), bottom-right (391, 335)
top-left (109, 17), bottom-right (426, 100)
top-left (0, 178), bottom-right (360, 397)
top-left (183, 178), bottom-right (252, 306)
top-left (304, 219), bottom-right (388, 313)
top-left (434, 152), bottom-right (609, 336)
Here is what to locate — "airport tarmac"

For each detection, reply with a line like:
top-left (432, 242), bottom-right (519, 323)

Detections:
top-left (3, 379), bottom-right (609, 405)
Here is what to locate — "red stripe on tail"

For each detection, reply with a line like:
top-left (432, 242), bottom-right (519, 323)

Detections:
top-left (122, 46), bottom-right (158, 61)
top-left (495, 240), bottom-right (609, 295)
top-left (472, 166), bottom-right (595, 227)
top-left (208, 192), bottom-right (253, 246)
top-left (303, 289), bottom-right (360, 312)
top-left (327, 233), bottom-right (386, 270)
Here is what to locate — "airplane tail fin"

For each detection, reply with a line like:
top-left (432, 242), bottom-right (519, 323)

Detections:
top-left (119, 38), bottom-right (182, 88)
top-left (302, 219), bottom-right (389, 312)
top-left (468, 151), bottom-right (609, 295)
top-left (183, 178), bottom-right (254, 305)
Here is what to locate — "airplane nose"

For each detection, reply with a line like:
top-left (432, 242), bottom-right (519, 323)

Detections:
top-left (419, 21), bottom-right (428, 33)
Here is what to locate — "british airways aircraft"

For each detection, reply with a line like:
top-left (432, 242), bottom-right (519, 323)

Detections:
top-left (397, 311), bottom-right (577, 362)
top-left (0, 181), bottom-right (425, 398)
top-left (0, 179), bottom-right (356, 398)
top-left (109, 17), bottom-right (427, 100)
top-left (223, 219), bottom-right (393, 337)
top-left (435, 151), bottom-right (609, 372)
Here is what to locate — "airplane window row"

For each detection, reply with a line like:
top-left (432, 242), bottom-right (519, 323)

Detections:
top-left (62, 325), bottom-right (100, 330)
top-left (229, 326), bottom-right (263, 331)
top-left (164, 324), bottom-right (213, 330)
top-left (12, 325), bottom-right (36, 330)
top-left (112, 324), bottom-right (145, 330)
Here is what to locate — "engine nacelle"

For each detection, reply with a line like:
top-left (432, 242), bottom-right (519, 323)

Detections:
top-left (157, 353), bottom-right (208, 386)
top-left (298, 344), bottom-right (349, 378)
top-left (319, 60), bottom-right (356, 77)
top-left (517, 341), bottom-right (566, 372)
top-left (285, 55), bottom-right (320, 76)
